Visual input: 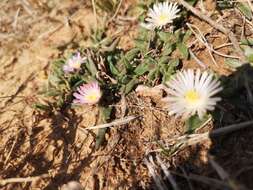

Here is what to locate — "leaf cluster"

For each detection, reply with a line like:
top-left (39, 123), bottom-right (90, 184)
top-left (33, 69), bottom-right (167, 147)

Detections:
top-left (37, 21), bottom-right (191, 113)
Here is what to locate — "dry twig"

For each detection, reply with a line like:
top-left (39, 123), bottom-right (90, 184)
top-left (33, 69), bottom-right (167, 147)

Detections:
top-left (144, 156), bottom-right (167, 190)
top-left (12, 8), bottom-right (20, 30)
top-left (150, 120), bottom-right (253, 153)
top-left (79, 115), bottom-right (141, 130)
top-left (189, 49), bottom-right (207, 68)
top-left (156, 156), bottom-right (180, 190)
top-left (171, 171), bottom-right (230, 189)
top-left (187, 23), bottom-right (240, 61)
top-left (177, 0), bottom-right (246, 62)
top-left (208, 155), bottom-right (247, 190)
top-left (19, 0), bottom-right (35, 16)
top-left (0, 174), bottom-right (50, 186)
top-left (110, 0), bottom-right (124, 21)
top-left (4, 134), bottom-right (19, 165)
top-left (91, 0), bottom-right (98, 29)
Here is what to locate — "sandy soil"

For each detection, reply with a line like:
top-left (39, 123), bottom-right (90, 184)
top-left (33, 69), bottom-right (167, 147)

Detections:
top-left (1, 0), bottom-right (253, 190)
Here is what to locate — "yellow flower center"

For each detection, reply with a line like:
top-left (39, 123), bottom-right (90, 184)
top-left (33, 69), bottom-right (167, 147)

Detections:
top-left (86, 92), bottom-right (100, 102)
top-left (71, 62), bottom-right (81, 69)
top-left (158, 14), bottom-right (168, 24)
top-left (185, 90), bottom-right (200, 104)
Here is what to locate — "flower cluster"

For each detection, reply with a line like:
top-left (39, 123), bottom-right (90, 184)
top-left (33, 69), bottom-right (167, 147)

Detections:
top-left (71, 2), bottom-right (223, 120)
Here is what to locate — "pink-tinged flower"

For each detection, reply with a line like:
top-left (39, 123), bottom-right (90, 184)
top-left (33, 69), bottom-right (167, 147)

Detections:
top-left (63, 52), bottom-right (86, 73)
top-left (73, 81), bottom-right (102, 105)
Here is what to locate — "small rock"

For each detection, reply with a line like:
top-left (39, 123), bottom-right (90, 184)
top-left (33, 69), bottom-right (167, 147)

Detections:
top-left (61, 181), bottom-right (83, 190)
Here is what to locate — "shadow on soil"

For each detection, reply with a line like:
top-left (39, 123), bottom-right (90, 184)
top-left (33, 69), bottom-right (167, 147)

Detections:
top-left (41, 108), bottom-right (97, 190)
top-left (3, 105), bottom-right (98, 190)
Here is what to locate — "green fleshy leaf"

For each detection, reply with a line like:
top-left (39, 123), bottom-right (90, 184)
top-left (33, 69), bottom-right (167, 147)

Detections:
top-left (109, 62), bottom-right (120, 77)
top-left (48, 75), bottom-right (61, 86)
top-left (183, 30), bottom-right (192, 42)
top-left (96, 128), bottom-right (107, 150)
top-left (33, 103), bottom-right (51, 111)
top-left (134, 63), bottom-right (149, 76)
top-left (120, 75), bottom-right (131, 84)
top-left (56, 97), bottom-right (65, 107)
top-left (162, 43), bottom-right (176, 56)
top-left (168, 58), bottom-right (180, 67)
top-left (161, 59), bottom-right (179, 83)
top-left (96, 0), bottom-right (116, 13)
top-left (186, 0), bottom-right (198, 6)
top-left (123, 77), bottom-right (139, 94)
top-left (158, 56), bottom-right (170, 65)
top-left (69, 75), bottom-right (84, 87)
top-left (241, 38), bottom-right (253, 46)
top-left (243, 46), bottom-right (253, 62)
top-left (237, 2), bottom-right (252, 20)
top-left (158, 31), bottom-right (172, 42)
top-left (162, 73), bottom-right (172, 83)
top-left (86, 57), bottom-right (98, 77)
top-left (225, 58), bottom-right (243, 68)
top-left (178, 43), bottom-right (189, 59)
top-left (185, 114), bottom-right (211, 134)
top-left (44, 89), bottom-right (62, 97)
top-left (95, 107), bottom-right (112, 150)
top-left (217, 0), bottom-right (234, 9)
top-left (125, 48), bottom-right (140, 61)
top-left (147, 69), bottom-right (158, 81)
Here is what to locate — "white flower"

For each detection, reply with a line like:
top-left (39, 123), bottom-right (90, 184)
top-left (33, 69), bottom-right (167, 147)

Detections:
top-left (141, 2), bottom-right (180, 30)
top-left (163, 69), bottom-right (223, 119)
